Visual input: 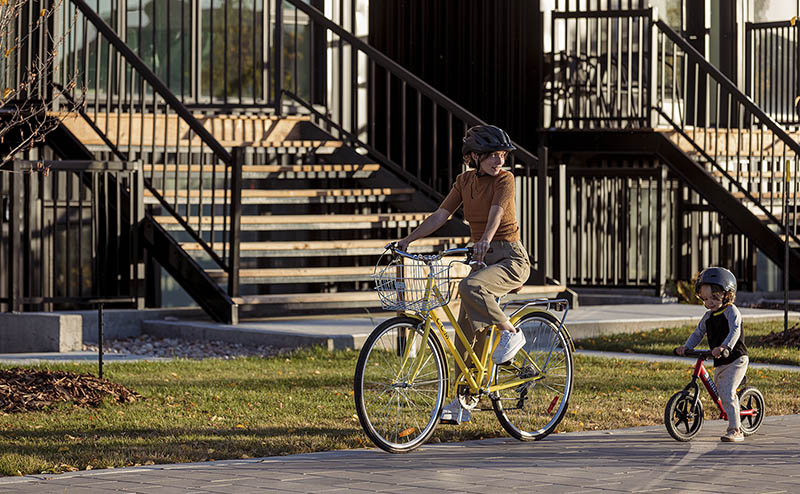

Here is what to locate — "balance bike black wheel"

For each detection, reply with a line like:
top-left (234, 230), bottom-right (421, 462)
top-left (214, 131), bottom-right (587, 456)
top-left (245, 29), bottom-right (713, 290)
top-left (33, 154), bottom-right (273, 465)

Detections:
top-left (738, 386), bottom-right (765, 436)
top-left (664, 390), bottom-right (704, 441)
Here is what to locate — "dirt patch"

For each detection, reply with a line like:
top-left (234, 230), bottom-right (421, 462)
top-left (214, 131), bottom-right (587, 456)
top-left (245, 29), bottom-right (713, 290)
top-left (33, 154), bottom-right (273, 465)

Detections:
top-left (0, 368), bottom-right (140, 413)
top-left (755, 325), bottom-right (800, 348)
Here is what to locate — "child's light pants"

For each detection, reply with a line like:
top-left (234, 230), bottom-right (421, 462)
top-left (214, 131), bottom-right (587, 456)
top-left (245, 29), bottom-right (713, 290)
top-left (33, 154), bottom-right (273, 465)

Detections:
top-left (714, 355), bottom-right (749, 431)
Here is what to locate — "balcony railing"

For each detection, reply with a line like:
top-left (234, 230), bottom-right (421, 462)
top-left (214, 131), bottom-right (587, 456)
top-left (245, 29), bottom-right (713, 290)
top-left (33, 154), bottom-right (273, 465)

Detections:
top-left (746, 20), bottom-right (800, 129)
top-left (0, 160), bottom-right (143, 311)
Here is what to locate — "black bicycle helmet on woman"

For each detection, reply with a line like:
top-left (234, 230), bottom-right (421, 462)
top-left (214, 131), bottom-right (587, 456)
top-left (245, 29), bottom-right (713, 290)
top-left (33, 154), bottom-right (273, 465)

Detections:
top-left (462, 125), bottom-right (517, 155)
top-left (695, 267), bottom-right (737, 294)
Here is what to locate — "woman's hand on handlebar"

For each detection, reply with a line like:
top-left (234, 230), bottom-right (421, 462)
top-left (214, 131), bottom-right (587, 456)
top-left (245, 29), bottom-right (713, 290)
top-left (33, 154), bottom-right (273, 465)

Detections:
top-left (396, 238), bottom-right (411, 253)
top-left (472, 239), bottom-right (490, 263)
top-left (674, 345), bottom-right (687, 356)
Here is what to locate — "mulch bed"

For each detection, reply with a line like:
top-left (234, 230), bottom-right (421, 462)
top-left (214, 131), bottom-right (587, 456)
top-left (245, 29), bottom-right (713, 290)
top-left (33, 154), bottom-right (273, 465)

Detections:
top-left (755, 325), bottom-right (800, 348)
top-left (0, 368), bottom-right (140, 413)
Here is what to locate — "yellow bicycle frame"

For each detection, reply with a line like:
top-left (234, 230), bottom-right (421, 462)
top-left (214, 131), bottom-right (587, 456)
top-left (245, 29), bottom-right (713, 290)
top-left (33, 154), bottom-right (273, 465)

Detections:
top-left (399, 280), bottom-right (573, 398)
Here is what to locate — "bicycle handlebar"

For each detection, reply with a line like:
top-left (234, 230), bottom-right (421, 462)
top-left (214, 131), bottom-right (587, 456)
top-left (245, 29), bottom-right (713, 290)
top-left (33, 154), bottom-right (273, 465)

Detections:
top-left (673, 348), bottom-right (730, 359)
top-left (384, 243), bottom-right (486, 268)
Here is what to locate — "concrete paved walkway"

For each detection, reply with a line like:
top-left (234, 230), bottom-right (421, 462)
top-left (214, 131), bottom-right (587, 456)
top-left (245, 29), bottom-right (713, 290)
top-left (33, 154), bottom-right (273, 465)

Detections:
top-left (1, 304), bottom-right (798, 492)
top-left (3, 304), bottom-right (796, 362)
top-left (2, 414), bottom-right (798, 493)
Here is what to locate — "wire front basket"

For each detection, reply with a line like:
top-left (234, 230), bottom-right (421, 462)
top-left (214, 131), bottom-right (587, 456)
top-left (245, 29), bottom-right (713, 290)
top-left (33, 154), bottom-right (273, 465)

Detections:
top-left (373, 254), bottom-right (452, 311)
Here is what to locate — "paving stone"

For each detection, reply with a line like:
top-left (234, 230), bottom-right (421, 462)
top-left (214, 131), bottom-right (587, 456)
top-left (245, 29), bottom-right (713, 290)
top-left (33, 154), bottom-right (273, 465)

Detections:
top-left (4, 415), bottom-right (800, 493)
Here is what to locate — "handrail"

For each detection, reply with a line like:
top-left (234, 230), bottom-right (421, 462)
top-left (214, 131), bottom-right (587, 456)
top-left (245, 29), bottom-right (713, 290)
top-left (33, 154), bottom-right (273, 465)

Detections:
top-left (654, 106), bottom-right (792, 239)
top-left (69, 0), bottom-right (232, 165)
top-left (552, 8), bottom-right (653, 19)
top-left (282, 89), bottom-right (449, 203)
top-left (281, 0), bottom-right (539, 168)
top-left (60, 0), bottom-right (241, 293)
top-left (746, 20), bottom-right (795, 29)
top-left (655, 19), bottom-right (800, 155)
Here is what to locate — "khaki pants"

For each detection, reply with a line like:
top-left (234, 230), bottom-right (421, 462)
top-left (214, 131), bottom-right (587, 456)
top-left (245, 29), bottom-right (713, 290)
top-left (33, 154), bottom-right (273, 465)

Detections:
top-left (455, 240), bottom-right (531, 367)
top-left (715, 355), bottom-right (749, 431)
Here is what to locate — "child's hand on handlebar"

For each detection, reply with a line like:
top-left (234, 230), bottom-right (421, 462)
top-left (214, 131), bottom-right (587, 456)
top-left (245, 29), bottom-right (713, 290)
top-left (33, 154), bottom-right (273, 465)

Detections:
top-left (711, 346), bottom-right (728, 358)
top-left (674, 346), bottom-right (686, 356)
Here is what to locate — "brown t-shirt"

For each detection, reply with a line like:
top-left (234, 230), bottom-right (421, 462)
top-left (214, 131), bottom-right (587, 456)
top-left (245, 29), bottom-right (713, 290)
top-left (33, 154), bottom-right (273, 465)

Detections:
top-left (439, 169), bottom-right (520, 242)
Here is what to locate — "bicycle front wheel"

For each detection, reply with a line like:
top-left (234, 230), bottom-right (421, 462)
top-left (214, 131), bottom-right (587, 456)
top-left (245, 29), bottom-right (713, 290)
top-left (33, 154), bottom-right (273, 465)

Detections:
top-left (492, 311), bottom-right (574, 441)
top-left (353, 316), bottom-right (447, 453)
top-left (664, 390), bottom-right (704, 441)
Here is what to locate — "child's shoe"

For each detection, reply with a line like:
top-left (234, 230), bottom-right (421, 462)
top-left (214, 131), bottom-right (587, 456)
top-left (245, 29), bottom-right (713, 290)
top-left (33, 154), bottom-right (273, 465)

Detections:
top-left (720, 428), bottom-right (744, 442)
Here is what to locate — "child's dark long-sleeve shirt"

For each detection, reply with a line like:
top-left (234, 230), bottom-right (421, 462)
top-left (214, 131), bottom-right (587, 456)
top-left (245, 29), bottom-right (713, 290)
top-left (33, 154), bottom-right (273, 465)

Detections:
top-left (684, 304), bottom-right (748, 366)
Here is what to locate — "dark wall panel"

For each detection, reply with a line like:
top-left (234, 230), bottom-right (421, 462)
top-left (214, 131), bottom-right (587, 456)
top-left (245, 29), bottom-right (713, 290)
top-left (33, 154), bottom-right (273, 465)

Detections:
top-left (369, 1), bottom-right (543, 151)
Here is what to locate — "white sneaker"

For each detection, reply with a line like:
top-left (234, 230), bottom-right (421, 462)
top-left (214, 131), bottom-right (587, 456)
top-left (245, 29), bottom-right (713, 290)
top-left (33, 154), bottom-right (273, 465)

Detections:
top-left (492, 329), bottom-right (526, 364)
top-left (439, 398), bottom-right (470, 424)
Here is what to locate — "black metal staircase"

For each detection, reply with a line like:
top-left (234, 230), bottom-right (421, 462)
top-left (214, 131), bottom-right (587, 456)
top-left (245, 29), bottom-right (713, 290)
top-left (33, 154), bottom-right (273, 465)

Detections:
top-left (545, 8), bottom-right (800, 285)
top-left (17, 0), bottom-right (558, 323)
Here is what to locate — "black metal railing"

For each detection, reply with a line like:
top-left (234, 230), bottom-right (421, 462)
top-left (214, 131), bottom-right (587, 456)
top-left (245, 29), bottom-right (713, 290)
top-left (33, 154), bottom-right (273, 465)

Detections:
top-left (546, 7), bottom-right (799, 289)
top-left (277, 0), bottom-right (542, 258)
top-left (0, 160), bottom-right (142, 312)
top-left (54, 0), bottom-right (242, 297)
top-left (653, 18), bottom-right (800, 248)
top-left (745, 20), bottom-right (800, 129)
top-left (547, 9), bottom-right (653, 129)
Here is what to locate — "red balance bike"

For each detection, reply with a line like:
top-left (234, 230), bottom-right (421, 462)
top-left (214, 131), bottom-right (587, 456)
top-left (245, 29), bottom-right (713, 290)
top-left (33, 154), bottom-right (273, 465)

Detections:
top-left (665, 348), bottom-right (765, 441)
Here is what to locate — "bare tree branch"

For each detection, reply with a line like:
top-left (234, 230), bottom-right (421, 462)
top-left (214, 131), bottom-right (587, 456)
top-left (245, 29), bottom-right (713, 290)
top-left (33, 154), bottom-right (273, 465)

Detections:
top-left (0, 0), bottom-right (85, 170)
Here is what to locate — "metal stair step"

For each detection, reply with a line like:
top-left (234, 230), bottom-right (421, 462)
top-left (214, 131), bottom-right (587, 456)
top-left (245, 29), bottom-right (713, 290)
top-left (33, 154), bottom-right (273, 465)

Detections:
top-left (178, 237), bottom-right (471, 257)
top-left (59, 112), bottom-right (347, 151)
top-left (208, 266), bottom-right (375, 284)
top-left (143, 163), bottom-right (380, 179)
top-left (144, 187), bottom-right (415, 205)
top-left (153, 213), bottom-right (431, 231)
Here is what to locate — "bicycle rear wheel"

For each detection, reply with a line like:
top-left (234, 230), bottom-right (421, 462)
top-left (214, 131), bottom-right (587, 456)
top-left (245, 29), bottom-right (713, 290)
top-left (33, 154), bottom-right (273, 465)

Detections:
top-left (492, 312), bottom-right (574, 441)
top-left (353, 316), bottom-right (447, 453)
top-left (738, 387), bottom-right (765, 436)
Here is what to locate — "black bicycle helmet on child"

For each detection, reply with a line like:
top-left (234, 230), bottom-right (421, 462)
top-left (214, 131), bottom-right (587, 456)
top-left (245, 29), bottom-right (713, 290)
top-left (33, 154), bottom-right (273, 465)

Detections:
top-left (462, 125), bottom-right (517, 155)
top-left (695, 267), bottom-right (737, 294)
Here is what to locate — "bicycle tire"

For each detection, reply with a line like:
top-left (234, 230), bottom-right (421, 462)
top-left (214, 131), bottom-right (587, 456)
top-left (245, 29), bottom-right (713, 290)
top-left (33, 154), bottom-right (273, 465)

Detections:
top-left (491, 311), bottom-right (574, 441)
top-left (738, 386), bottom-right (765, 436)
top-left (353, 316), bottom-right (447, 453)
top-left (664, 390), bottom-right (704, 441)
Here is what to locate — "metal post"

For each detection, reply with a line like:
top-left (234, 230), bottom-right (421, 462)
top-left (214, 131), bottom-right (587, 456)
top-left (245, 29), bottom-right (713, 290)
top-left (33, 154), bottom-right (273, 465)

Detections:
top-left (98, 302), bottom-right (104, 379)
top-left (656, 164), bottom-right (668, 296)
top-left (274, 0), bottom-right (283, 114)
top-left (785, 161), bottom-right (791, 337)
top-left (536, 145), bottom-right (549, 285)
top-left (552, 162), bottom-right (567, 285)
top-left (228, 148), bottom-right (243, 298)
top-left (9, 162), bottom-right (24, 312)
top-left (649, 6), bottom-right (659, 128)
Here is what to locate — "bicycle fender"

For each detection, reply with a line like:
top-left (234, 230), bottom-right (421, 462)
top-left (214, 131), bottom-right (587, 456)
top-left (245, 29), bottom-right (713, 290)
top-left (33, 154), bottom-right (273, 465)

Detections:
top-left (509, 307), bottom-right (575, 352)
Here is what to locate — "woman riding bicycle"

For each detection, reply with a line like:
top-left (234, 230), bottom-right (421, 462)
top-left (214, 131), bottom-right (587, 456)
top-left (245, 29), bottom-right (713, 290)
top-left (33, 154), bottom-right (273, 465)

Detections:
top-left (396, 124), bottom-right (531, 424)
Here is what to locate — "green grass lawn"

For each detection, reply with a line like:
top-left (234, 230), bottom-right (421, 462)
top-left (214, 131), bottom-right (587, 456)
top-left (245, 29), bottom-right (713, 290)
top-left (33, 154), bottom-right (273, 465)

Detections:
top-left (575, 319), bottom-right (800, 366)
top-left (1, 345), bottom-right (798, 476)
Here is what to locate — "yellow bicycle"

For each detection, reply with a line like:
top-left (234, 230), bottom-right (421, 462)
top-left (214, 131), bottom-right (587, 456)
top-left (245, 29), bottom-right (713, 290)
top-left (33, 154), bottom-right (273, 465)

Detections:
top-left (354, 243), bottom-right (574, 453)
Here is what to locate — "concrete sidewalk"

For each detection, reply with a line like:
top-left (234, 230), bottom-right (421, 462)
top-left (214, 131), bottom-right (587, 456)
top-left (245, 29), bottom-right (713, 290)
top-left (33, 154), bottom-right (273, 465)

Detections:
top-left (1, 304), bottom-right (796, 363)
top-left (2, 414), bottom-right (798, 493)
top-left (127, 303), bottom-right (800, 352)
